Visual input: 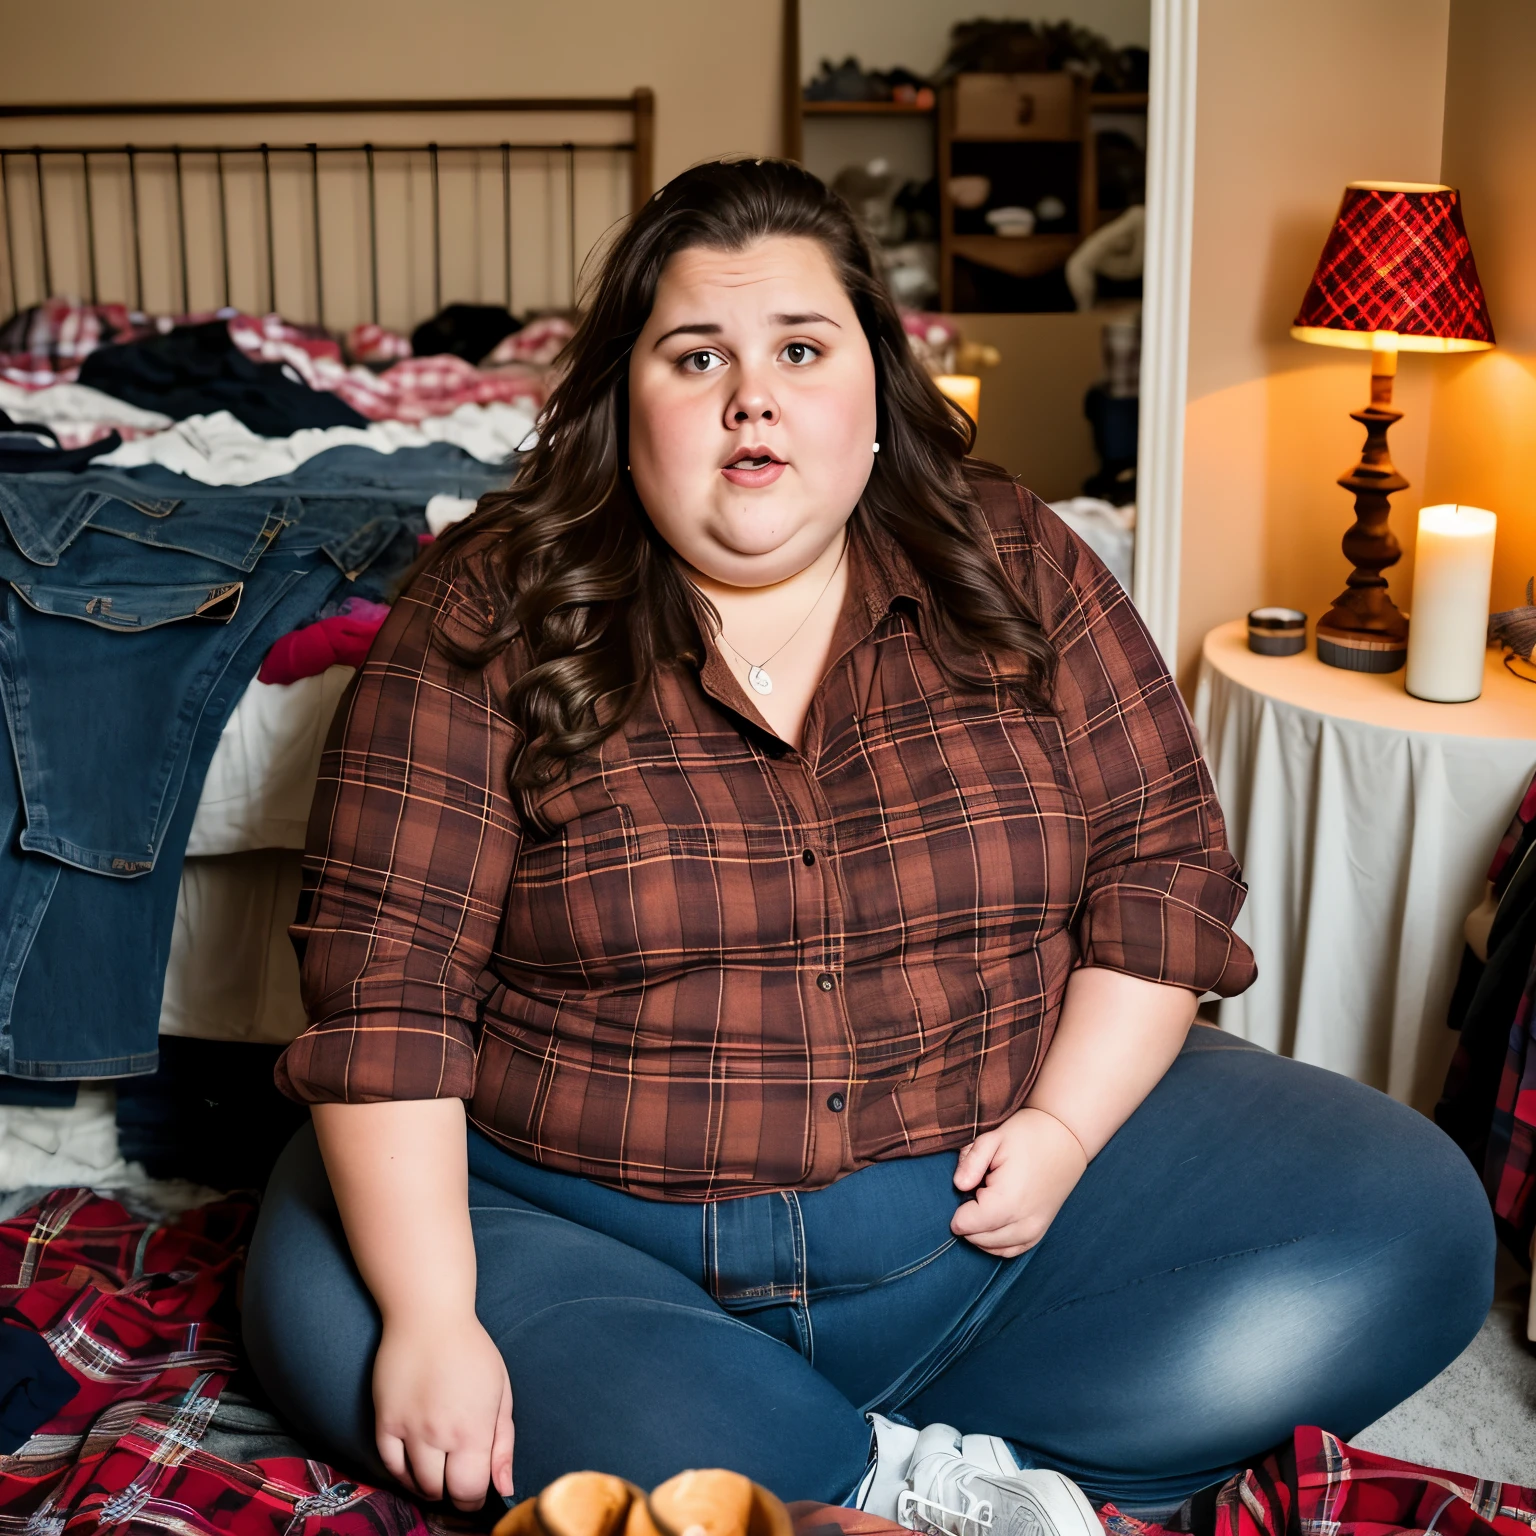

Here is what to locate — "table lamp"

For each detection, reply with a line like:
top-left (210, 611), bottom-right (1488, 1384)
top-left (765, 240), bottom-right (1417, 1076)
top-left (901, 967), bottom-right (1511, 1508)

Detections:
top-left (1291, 181), bottom-right (1494, 672)
top-left (935, 373), bottom-right (981, 423)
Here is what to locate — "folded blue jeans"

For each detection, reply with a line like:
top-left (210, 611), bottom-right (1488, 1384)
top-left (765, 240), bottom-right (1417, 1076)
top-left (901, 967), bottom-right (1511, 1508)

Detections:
top-left (0, 443), bottom-right (511, 1078)
top-left (242, 1029), bottom-right (1494, 1509)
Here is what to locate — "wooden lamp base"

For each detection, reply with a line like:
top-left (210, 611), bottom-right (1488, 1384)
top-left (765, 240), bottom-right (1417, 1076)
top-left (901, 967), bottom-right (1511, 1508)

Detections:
top-left (1315, 343), bottom-right (1410, 673)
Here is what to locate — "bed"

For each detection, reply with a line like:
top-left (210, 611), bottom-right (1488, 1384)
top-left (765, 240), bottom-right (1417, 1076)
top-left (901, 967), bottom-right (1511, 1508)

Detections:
top-left (0, 93), bottom-right (654, 1057)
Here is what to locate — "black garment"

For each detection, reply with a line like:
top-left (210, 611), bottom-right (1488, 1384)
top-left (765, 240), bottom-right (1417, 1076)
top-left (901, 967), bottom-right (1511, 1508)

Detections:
top-left (78, 321), bottom-right (366, 437)
top-left (114, 1036), bottom-right (309, 1192)
top-left (0, 1318), bottom-right (75, 1453)
top-left (410, 303), bottom-right (520, 364)
top-left (1436, 834), bottom-right (1536, 1180)
top-left (0, 412), bottom-right (120, 474)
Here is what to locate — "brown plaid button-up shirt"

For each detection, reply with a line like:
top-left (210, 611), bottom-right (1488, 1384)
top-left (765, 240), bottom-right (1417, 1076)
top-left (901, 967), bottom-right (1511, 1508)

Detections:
top-left (278, 473), bottom-right (1256, 1200)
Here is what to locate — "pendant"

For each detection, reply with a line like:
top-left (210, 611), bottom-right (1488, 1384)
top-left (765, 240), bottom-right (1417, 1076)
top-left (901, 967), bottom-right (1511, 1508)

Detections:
top-left (748, 665), bottom-right (774, 696)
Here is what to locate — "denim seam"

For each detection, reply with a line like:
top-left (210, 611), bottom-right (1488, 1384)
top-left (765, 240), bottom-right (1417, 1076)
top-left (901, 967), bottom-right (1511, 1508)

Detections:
top-left (0, 859), bottom-right (59, 1077)
top-left (783, 1190), bottom-right (813, 1365)
top-left (1005, 1226), bottom-right (1423, 1338)
top-left (1005, 1234), bottom-right (1316, 1331)
top-left (9, 566), bottom-right (307, 873)
top-left (496, 1295), bottom-right (812, 1354)
top-left (804, 1237), bottom-right (960, 1301)
top-left (4, 1046), bottom-right (160, 1079)
top-left (861, 1257), bottom-right (1013, 1416)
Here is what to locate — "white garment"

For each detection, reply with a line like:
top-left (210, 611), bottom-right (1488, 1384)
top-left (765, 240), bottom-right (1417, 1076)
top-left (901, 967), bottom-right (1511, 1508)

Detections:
top-left (188, 665), bottom-right (356, 857)
top-left (162, 850), bottom-right (308, 1045)
top-left (426, 494), bottom-right (480, 534)
top-left (96, 401), bottom-right (537, 483)
top-left (1065, 203), bottom-right (1146, 311)
top-left (1046, 497), bottom-right (1135, 591)
top-left (1193, 619), bottom-right (1536, 1112)
top-left (0, 379), bottom-right (172, 438)
top-left (0, 1089), bottom-right (141, 1191)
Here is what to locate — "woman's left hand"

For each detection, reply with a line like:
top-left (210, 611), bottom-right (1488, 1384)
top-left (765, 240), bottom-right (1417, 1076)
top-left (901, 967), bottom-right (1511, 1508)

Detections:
top-left (950, 1106), bottom-right (1089, 1259)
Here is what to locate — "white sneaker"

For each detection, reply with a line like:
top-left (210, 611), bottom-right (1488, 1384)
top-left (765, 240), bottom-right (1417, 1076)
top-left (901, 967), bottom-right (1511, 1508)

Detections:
top-left (855, 1414), bottom-right (922, 1520)
top-left (897, 1423), bottom-right (1099, 1536)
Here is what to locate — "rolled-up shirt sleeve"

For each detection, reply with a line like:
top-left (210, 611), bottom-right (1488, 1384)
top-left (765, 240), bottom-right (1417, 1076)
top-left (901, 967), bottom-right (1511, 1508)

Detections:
top-left (276, 549), bottom-right (523, 1104)
top-left (1017, 486), bottom-right (1256, 997)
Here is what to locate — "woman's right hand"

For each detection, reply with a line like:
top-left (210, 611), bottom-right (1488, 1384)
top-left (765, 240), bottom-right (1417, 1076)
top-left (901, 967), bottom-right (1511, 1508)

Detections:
top-left (372, 1308), bottom-right (515, 1510)
top-left (311, 1098), bottom-right (513, 1512)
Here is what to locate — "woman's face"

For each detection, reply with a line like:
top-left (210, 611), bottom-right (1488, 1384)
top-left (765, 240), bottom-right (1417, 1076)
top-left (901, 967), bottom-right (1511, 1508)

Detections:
top-left (628, 234), bottom-right (878, 589)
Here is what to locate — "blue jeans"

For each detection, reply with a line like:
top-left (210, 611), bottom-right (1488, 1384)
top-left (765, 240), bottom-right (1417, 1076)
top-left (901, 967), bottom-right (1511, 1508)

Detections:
top-left (242, 1030), bottom-right (1494, 1509)
top-left (0, 443), bottom-right (510, 1076)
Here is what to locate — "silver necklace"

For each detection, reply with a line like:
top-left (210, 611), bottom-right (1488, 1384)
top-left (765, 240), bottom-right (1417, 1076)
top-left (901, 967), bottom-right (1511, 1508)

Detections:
top-left (710, 538), bottom-right (848, 696)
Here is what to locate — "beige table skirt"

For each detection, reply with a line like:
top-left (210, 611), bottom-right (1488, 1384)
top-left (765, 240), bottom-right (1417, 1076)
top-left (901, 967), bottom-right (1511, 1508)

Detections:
top-left (1193, 620), bottom-right (1536, 1111)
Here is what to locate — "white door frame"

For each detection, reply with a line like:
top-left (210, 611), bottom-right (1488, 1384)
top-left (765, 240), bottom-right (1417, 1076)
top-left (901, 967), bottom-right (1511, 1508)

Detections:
top-left (1133, 0), bottom-right (1199, 664)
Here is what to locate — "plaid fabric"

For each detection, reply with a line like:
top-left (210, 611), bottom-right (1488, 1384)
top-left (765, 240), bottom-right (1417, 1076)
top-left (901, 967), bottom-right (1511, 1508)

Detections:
top-left (346, 322), bottom-right (415, 367)
top-left (0, 299), bottom-right (225, 389)
top-left (1293, 185), bottom-right (1494, 343)
top-left (279, 475), bottom-right (1255, 1199)
top-left (482, 315), bottom-right (577, 368)
top-left (1487, 973), bottom-right (1536, 1246)
top-left (790, 1426), bottom-right (1536, 1536)
top-left (1216, 1425), bottom-right (1536, 1536)
top-left (1437, 767), bottom-right (1536, 1249)
top-left (0, 1188), bottom-right (426, 1535)
top-left (229, 316), bottom-right (549, 421)
top-left (1486, 774), bottom-right (1536, 893)
top-left (0, 299), bottom-right (141, 388)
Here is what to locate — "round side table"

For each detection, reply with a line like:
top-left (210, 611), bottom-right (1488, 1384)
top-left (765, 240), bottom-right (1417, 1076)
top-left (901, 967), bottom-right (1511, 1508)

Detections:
top-left (1193, 619), bottom-right (1536, 1112)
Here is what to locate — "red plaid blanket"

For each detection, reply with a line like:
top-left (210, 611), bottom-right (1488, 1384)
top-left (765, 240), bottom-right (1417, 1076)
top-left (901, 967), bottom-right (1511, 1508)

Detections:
top-left (790, 1426), bottom-right (1536, 1536)
top-left (0, 1187), bottom-right (426, 1535)
top-left (1215, 1425), bottom-right (1536, 1536)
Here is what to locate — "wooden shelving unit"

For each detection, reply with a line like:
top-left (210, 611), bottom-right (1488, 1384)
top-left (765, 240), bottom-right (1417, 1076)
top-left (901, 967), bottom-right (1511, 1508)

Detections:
top-left (938, 74), bottom-right (1147, 311)
top-left (801, 100), bottom-right (936, 117)
top-left (778, 0), bottom-right (1150, 316)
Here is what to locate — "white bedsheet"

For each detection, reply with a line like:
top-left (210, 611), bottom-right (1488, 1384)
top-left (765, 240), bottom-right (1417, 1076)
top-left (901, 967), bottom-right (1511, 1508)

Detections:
top-left (97, 401), bottom-right (535, 482)
top-left (187, 665), bottom-right (354, 857)
top-left (163, 850), bottom-right (308, 1045)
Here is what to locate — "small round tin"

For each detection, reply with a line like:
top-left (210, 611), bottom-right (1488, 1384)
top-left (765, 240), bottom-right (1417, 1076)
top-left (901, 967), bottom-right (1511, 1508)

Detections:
top-left (1247, 607), bottom-right (1307, 656)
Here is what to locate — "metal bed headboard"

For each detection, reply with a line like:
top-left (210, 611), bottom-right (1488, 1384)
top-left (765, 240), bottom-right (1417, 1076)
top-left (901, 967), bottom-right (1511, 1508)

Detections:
top-left (0, 93), bottom-right (655, 330)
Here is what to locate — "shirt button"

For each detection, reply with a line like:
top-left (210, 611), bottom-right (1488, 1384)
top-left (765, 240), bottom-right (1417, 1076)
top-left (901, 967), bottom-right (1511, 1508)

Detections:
top-left (816, 973), bottom-right (835, 992)
top-left (802, 848), bottom-right (816, 866)
top-left (827, 1092), bottom-right (846, 1112)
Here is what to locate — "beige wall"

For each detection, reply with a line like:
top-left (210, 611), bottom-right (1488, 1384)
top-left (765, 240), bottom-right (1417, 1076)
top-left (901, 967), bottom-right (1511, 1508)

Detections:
top-left (802, 0), bottom-right (1150, 82)
top-left (1178, 0), bottom-right (1451, 688)
top-left (966, 312), bottom-right (1112, 499)
top-left (1420, 0), bottom-right (1536, 618)
top-left (0, 0), bottom-right (782, 330)
top-left (0, 0), bottom-right (781, 186)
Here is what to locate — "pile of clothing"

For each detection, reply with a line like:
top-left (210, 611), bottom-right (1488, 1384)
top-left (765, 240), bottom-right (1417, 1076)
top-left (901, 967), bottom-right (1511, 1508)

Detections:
top-left (0, 292), bottom-right (543, 1109)
top-left (791, 1431), bottom-right (1536, 1536)
top-left (0, 1183), bottom-right (1525, 1536)
top-left (0, 296), bottom-right (575, 442)
top-left (0, 1185), bottom-right (429, 1533)
top-left (1438, 768), bottom-right (1536, 1274)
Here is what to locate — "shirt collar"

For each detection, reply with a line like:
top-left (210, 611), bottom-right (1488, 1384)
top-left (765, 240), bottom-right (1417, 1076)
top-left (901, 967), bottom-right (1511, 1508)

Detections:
top-left (692, 522), bottom-right (927, 734)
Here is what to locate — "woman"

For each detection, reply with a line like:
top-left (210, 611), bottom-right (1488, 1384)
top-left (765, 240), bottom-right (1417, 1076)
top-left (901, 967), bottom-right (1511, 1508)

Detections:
top-left (244, 159), bottom-right (1492, 1526)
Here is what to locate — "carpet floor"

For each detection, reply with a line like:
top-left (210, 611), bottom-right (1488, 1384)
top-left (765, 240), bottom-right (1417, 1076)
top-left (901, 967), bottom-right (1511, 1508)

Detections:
top-left (1354, 1243), bottom-right (1536, 1484)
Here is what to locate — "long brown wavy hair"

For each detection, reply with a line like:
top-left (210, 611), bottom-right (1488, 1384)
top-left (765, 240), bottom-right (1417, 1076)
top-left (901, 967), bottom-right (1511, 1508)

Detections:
top-left (424, 157), bottom-right (1054, 826)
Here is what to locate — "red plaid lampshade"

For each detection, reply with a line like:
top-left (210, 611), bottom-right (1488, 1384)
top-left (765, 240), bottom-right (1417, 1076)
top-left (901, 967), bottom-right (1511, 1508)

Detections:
top-left (1291, 181), bottom-right (1494, 352)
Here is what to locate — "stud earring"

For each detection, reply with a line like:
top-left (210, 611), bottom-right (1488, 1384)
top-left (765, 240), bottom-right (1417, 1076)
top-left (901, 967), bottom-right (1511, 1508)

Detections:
top-left (872, 442), bottom-right (881, 453)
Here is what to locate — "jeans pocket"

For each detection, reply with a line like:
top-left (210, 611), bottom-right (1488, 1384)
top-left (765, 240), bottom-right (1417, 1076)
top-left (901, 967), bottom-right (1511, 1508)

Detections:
top-left (0, 484), bottom-right (102, 566)
top-left (8, 578), bottom-right (243, 631)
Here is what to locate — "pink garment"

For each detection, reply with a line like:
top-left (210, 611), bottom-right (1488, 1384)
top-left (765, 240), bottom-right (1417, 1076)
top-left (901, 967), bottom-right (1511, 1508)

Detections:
top-left (258, 598), bottom-right (391, 686)
top-left (483, 312), bottom-right (577, 367)
top-left (229, 315), bottom-right (548, 421)
top-left (345, 321), bottom-right (413, 366)
top-left (0, 298), bottom-right (218, 388)
top-left (2, 303), bottom-right (554, 421)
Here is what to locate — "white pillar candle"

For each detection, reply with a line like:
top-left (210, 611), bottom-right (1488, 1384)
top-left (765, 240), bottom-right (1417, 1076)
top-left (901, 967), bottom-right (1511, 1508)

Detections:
top-left (1405, 503), bottom-right (1497, 702)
